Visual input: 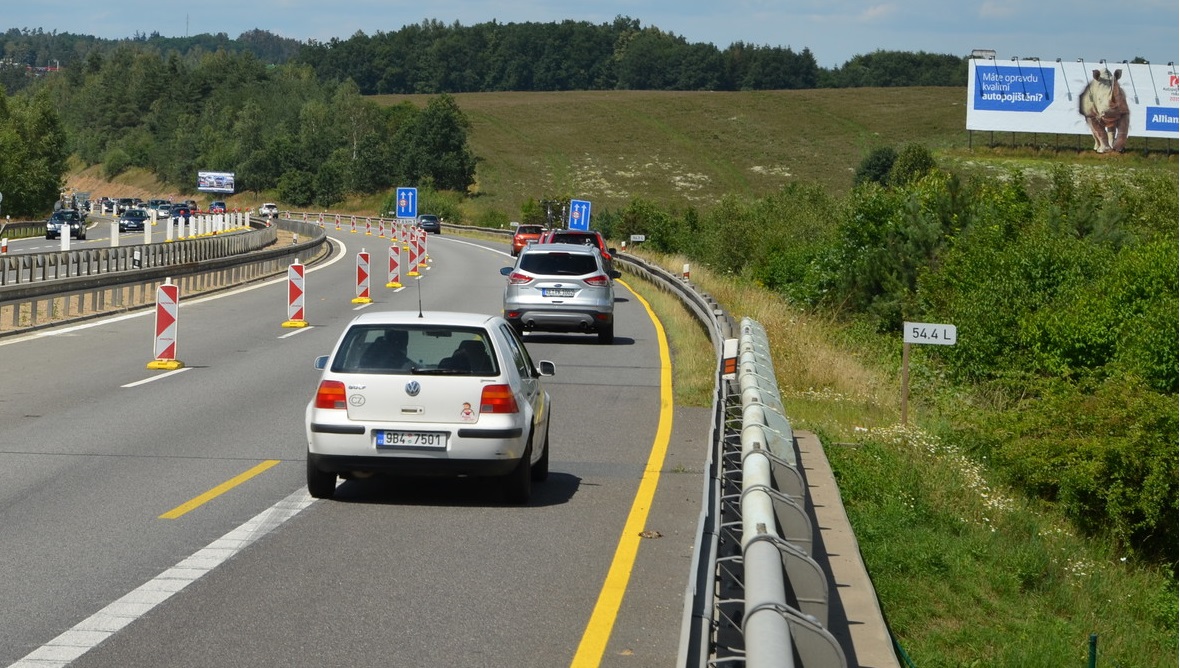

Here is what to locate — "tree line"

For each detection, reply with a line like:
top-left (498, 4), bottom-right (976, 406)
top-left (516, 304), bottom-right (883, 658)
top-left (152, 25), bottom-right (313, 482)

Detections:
top-left (1, 19), bottom-right (970, 96)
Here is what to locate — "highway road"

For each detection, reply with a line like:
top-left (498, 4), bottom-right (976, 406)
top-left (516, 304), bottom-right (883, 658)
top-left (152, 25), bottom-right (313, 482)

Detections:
top-left (0, 227), bottom-right (712, 667)
top-left (1, 214), bottom-right (227, 256)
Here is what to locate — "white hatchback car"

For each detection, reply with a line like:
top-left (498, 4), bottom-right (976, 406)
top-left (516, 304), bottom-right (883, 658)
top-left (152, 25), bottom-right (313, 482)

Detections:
top-left (305, 311), bottom-right (555, 503)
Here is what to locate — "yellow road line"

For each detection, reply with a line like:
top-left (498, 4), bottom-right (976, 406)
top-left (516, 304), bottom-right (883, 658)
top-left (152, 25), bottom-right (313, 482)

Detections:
top-left (159, 460), bottom-right (282, 519)
top-left (571, 279), bottom-right (675, 667)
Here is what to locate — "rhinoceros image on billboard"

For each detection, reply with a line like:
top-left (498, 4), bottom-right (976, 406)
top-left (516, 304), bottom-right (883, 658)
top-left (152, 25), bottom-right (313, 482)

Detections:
top-left (966, 59), bottom-right (1178, 152)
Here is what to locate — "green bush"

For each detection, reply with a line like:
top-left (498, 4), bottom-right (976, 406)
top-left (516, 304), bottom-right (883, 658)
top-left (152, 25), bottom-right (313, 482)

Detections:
top-left (102, 147), bottom-right (131, 179)
top-left (854, 146), bottom-right (896, 186)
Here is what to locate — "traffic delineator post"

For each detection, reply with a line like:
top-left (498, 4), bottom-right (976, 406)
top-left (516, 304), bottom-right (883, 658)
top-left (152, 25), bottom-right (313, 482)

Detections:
top-left (386, 244), bottom-right (402, 288)
top-left (407, 233), bottom-right (421, 277)
top-left (364, 217), bottom-right (372, 236)
top-left (147, 281), bottom-right (184, 370)
top-left (282, 260), bottom-right (309, 328)
top-left (377, 218), bottom-right (386, 238)
top-left (350, 215), bottom-right (357, 234)
top-left (352, 249), bottom-right (373, 303)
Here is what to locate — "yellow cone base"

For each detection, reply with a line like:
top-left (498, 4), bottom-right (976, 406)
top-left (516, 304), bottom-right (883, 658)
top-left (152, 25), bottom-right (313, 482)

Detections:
top-left (147, 359), bottom-right (185, 370)
top-left (282, 320), bottom-right (309, 328)
top-left (385, 282), bottom-right (402, 288)
top-left (351, 296), bottom-right (373, 304)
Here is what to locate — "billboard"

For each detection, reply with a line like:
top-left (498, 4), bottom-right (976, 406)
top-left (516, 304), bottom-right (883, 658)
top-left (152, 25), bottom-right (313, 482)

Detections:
top-left (966, 60), bottom-right (1178, 148)
top-left (197, 171), bottom-right (235, 193)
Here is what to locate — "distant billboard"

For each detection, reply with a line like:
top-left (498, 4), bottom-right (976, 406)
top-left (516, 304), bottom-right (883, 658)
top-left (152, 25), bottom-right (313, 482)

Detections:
top-left (197, 171), bottom-right (235, 194)
top-left (966, 60), bottom-right (1178, 145)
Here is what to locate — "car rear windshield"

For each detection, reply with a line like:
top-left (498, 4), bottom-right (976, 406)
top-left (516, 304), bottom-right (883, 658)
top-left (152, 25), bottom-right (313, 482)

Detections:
top-left (548, 232), bottom-right (599, 247)
top-left (517, 225), bottom-right (544, 234)
top-left (331, 325), bottom-right (498, 376)
top-left (519, 251), bottom-right (598, 276)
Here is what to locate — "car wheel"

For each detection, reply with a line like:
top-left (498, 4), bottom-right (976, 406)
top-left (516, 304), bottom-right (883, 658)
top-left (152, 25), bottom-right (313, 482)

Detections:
top-left (530, 423), bottom-right (549, 482)
top-left (598, 322), bottom-right (614, 345)
top-left (503, 439), bottom-right (532, 504)
top-left (307, 458), bottom-right (337, 499)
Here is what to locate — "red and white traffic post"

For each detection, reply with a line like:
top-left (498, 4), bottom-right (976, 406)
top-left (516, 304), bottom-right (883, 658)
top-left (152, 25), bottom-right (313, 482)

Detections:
top-left (282, 260), bottom-right (309, 328)
top-left (386, 244), bottom-right (403, 288)
top-left (350, 215), bottom-right (357, 234)
top-left (407, 233), bottom-right (421, 277)
top-left (147, 280), bottom-right (184, 370)
top-left (352, 249), bottom-right (373, 304)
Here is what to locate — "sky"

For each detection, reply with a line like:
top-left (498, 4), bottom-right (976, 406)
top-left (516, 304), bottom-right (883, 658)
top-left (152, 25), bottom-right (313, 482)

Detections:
top-left (7, 1), bottom-right (1179, 68)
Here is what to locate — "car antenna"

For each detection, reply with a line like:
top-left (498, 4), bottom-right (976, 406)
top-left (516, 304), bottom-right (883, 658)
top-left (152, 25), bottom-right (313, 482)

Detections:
top-left (416, 273), bottom-right (424, 318)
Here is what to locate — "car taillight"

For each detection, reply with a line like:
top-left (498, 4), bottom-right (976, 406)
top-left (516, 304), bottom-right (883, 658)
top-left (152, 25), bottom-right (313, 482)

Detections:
top-left (479, 384), bottom-right (519, 414)
top-left (507, 272), bottom-right (534, 285)
top-left (584, 274), bottom-right (610, 286)
top-left (315, 380), bottom-right (347, 409)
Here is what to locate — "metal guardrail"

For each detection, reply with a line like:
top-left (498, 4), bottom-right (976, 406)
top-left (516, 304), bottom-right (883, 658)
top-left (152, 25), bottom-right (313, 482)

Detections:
top-left (0, 217), bottom-right (327, 334)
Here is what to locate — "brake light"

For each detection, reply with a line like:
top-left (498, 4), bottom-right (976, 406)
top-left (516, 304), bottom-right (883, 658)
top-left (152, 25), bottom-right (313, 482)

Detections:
top-left (584, 274), bottom-right (610, 286)
top-left (315, 380), bottom-right (348, 409)
top-left (479, 384), bottom-right (519, 414)
top-left (507, 272), bottom-right (534, 285)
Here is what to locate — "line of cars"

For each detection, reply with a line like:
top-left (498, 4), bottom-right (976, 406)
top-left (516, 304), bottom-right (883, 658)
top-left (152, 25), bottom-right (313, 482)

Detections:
top-left (304, 220), bottom-right (620, 504)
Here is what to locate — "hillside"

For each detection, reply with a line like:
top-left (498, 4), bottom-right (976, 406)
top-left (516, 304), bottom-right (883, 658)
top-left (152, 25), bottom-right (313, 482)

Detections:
top-left (373, 87), bottom-right (969, 214)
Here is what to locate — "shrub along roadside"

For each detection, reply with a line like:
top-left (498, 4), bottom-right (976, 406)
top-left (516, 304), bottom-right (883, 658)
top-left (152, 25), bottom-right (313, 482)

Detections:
top-left (594, 157), bottom-right (1178, 569)
top-left (627, 250), bottom-right (1177, 666)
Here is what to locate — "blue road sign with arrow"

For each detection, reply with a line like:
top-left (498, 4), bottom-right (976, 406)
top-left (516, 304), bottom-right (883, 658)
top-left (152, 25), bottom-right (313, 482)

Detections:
top-left (395, 187), bottom-right (418, 219)
top-left (568, 199), bottom-right (591, 230)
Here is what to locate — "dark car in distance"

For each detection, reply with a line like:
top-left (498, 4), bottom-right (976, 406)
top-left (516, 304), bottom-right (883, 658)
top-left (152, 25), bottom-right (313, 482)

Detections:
top-left (46, 209), bottom-right (86, 240)
top-left (416, 214), bottom-right (441, 234)
top-left (118, 208), bottom-right (150, 232)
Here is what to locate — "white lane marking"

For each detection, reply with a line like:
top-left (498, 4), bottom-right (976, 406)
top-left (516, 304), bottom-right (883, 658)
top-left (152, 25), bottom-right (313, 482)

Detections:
top-left (278, 326), bottom-right (315, 340)
top-left (9, 488), bottom-right (317, 668)
top-left (121, 367), bottom-right (192, 388)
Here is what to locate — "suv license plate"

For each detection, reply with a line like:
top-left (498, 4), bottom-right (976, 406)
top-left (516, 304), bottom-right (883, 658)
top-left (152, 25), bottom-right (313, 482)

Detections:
top-left (377, 431), bottom-right (447, 449)
top-left (542, 288), bottom-right (576, 297)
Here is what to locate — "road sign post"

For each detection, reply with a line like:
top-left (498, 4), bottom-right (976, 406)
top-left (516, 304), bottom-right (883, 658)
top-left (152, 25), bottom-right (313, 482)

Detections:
top-left (901, 322), bottom-right (957, 424)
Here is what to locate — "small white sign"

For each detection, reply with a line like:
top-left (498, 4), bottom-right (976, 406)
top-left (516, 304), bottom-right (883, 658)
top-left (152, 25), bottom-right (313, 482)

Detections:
top-left (904, 322), bottom-right (957, 345)
top-left (630, 234), bottom-right (646, 242)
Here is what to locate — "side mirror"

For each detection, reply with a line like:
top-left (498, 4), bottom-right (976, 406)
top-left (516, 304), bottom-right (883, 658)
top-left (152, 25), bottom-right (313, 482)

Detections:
top-left (536, 360), bottom-right (556, 377)
top-left (610, 270), bottom-right (621, 279)
top-left (499, 266), bottom-right (513, 276)
top-left (313, 355), bottom-right (329, 370)
top-left (607, 248), bottom-right (617, 255)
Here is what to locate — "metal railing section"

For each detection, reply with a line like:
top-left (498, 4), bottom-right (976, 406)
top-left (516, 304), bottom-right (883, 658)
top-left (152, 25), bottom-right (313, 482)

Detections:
top-left (709, 318), bottom-right (847, 667)
top-left (0, 218), bottom-right (326, 334)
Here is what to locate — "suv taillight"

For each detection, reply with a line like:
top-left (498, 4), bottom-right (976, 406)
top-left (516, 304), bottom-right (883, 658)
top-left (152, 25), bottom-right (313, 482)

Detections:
top-left (315, 380), bottom-right (347, 409)
top-left (507, 272), bottom-right (534, 285)
top-left (479, 384), bottom-right (519, 414)
top-left (584, 274), bottom-right (610, 286)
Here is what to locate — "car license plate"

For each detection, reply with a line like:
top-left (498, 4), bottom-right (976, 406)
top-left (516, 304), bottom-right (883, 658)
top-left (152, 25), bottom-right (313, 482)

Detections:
top-left (376, 431), bottom-right (447, 449)
top-left (542, 288), bottom-right (576, 297)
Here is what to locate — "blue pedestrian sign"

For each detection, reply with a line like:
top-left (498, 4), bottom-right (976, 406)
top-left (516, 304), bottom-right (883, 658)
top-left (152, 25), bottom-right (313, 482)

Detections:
top-left (568, 199), bottom-right (591, 230)
top-left (395, 187), bottom-right (418, 219)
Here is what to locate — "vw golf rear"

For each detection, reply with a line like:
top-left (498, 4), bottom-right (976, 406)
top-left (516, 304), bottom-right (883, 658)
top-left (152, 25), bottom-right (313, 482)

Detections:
top-left (305, 311), bottom-right (554, 503)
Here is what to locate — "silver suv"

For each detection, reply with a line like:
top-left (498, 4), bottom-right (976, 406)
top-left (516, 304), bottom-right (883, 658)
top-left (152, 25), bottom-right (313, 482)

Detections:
top-left (500, 243), bottom-right (620, 344)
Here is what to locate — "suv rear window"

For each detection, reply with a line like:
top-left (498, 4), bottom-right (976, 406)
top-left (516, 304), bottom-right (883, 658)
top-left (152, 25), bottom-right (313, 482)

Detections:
top-left (548, 232), bottom-right (600, 247)
top-left (519, 251), bottom-right (598, 276)
top-left (517, 225), bottom-right (545, 234)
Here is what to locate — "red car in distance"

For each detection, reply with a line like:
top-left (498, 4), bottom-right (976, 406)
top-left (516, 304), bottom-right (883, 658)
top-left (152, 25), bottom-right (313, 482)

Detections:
top-left (511, 224), bottom-right (547, 256)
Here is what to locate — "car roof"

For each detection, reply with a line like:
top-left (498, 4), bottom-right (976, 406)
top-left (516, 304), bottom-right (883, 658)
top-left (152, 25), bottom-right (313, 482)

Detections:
top-left (346, 310), bottom-right (502, 328)
top-left (520, 242), bottom-right (602, 256)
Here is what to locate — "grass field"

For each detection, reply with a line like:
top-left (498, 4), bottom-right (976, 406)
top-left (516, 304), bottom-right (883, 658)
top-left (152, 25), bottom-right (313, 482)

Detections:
top-left (372, 87), bottom-right (1175, 223)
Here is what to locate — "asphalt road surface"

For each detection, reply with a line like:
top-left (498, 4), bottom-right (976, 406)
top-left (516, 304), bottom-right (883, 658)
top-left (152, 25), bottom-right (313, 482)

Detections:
top-left (0, 227), bottom-right (711, 667)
